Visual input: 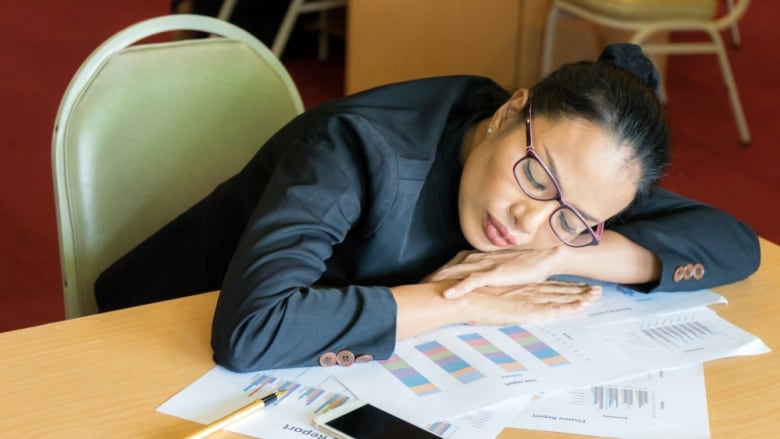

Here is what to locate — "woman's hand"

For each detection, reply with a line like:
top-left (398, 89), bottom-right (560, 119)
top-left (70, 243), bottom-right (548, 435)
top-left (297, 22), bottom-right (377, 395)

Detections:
top-left (463, 281), bottom-right (602, 326)
top-left (425, 248), bottom-right (563, 299)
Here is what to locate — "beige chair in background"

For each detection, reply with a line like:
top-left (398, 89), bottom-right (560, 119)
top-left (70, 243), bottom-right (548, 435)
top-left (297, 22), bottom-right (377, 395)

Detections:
top-left (541, 0), bottom-right (752, 145)
top-left (218, 0), bottom-right (347, 60)
top-left (52, 14), bottom-right (304, 318)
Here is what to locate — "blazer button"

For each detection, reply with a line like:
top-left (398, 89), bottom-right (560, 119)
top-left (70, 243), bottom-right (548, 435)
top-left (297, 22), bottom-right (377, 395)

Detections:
top-left (673, 266), bottom-right (685, 282)
top-left (682, 264), bottom-right (694, 280)
top-left (355, 354), bottom-right (374, 364)
top-left (337, 350), bottom-right (355, 366)
top-left (319, 352), bottom-right (338, 367)
top-left (692, 263), bottom-right (705, 280)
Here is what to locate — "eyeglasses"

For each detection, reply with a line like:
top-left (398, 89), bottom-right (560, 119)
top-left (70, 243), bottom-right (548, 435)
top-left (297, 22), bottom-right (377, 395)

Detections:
top-left (512, 102), bottom-right (604, 247)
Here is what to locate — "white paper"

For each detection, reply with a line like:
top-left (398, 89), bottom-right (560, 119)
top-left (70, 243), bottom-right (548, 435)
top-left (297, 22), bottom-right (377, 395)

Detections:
top-left (331, 285), bottom-right (768, 424)
top-left (511, 364), bottom-right (710, 439)
top-left (426, 396), bottom-right (530, 439)
top-left (159, 284), bottom-right (769, 437)
top-left (157, 365), bottom-right (356, 439)
top-left (330, 321), bottom-right (638, 424)
top-left (549, 277), bottom-right (727, 328)
top-left (588, 306), bottom-right (771, 370)
top-left (158, 365), bottom-right (532, 439)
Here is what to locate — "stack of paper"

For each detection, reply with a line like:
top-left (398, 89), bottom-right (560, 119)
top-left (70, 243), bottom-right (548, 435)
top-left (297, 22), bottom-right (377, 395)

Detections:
top-left (158, 283), bottom-right (770, 439)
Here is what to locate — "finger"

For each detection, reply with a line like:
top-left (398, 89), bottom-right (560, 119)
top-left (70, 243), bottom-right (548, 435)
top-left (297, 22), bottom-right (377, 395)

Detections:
top-left (506, 284), bottom-right (601, 301)
top-left (443, 274), bottom-right (490, 299)
top-left (527, 287), bottom-right (602, 304)
top-left (448, 250), bottom-right (473, 266)
top-left (424, 251), bottom-right (472, 282)
top-left (433, 259), bottom-right (495, 283)
top-left (531, 282), bottom-right (601, 295)
top-left (537, 280), bottom-right (591, 289)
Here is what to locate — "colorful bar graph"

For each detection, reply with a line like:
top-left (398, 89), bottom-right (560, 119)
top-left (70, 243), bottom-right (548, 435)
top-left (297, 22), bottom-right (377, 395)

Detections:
top-left (426, 421), bottom-right (452, 435)
top-left (298, 387), bottom-right (325, 406)
top-left (244, 373), bottom-right (347, 410)
top-left (314, 392), bottom-right (350, 414)
top-left (416, 340), bottom-right (485, 384)
top-left (500, 326), bottom-right (570, 366)
top-left (272, 380), bottom-right (301, 402)
top-left (243, 374), bottom-right (276, 396)
top-left (458, 333), bottom-right (527, 372)
top-left (244, 374), bottom-right (301, 399)
top-left (379, 354), bottom-right (440, 396)
top-left (591, 386), bottom-right (650, 410)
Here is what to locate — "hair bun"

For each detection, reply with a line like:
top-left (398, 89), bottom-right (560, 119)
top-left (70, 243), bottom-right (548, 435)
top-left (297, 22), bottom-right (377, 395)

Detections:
top-left (597, 43), bottom-right (660, 92)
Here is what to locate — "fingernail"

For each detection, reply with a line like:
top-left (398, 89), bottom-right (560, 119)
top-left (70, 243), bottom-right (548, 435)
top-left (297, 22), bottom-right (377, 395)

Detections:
top-left (444, 289), bottom-right (459, 299)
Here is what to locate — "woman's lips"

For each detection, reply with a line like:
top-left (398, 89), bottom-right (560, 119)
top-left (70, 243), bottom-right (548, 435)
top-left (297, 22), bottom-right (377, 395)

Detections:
top-left (483, 212), bottom-right (516, 247)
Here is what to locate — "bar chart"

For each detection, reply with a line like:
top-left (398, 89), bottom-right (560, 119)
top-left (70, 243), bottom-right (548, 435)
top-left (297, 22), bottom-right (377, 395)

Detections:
top-left (242, 372), bottom-right (351, 414)
top-left (415, 340), bottom-right (486, 384)
top-left (379, 353), bottom-right (441, 396)
top-left (591, 385), bottom-right (650, 410)
top-left (499, 325), bottom-right (571, 367)
top-left (458, 332), bottom-right (527, 372)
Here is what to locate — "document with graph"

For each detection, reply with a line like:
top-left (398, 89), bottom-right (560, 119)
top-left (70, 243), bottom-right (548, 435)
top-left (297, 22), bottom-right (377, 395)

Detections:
top-left (330, 319), bottom-right (636, 424)
top-left (157, 365), bottom-right (357, 438)
top-left (330, 284), bottom-right (769, 424)
top-left (510, 364), bottom-right (710, 439)
top-left (157, 365), bottom-right (530, 439)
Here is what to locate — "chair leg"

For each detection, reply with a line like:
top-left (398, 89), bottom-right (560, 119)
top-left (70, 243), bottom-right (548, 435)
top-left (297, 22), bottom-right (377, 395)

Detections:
top-left (724, 0), bottom-right (742, 47)
top-left (217, 0), bottom-right (238, 21)
top-left (541, 3), bottom-right (561, 77)
top-left (708, 28), bottom-right (751, 145)
top-left (656, 74), bottom-right (668, 105)
top-left (317, 10), bottom-right (330, 61)
top-left (272, 0), bottom-right (306, 58)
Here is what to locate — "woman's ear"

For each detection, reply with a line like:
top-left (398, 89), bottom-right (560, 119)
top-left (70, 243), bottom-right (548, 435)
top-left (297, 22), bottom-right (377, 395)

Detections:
top-left (489, 89), bottom-right (529, 133)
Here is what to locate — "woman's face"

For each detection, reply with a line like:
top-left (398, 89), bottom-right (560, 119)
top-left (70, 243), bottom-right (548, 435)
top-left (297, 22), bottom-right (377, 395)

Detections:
top-left (459, 111), bottom-right (639, 252)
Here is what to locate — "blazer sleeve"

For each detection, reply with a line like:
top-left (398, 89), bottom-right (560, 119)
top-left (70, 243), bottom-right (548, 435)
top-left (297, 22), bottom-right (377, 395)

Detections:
top-left (609, 188), bottom-right (760, 292)
top-left (211, 121), bottom-right (399, 373)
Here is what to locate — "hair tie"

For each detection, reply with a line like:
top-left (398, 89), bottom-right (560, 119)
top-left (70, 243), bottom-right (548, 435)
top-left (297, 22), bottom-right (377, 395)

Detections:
top-left (597, 43), bottom-right (660, 92)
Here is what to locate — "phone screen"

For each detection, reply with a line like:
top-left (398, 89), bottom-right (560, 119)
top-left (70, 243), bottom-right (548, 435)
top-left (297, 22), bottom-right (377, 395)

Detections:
top-left (324, 403), bottom-right (439, 439)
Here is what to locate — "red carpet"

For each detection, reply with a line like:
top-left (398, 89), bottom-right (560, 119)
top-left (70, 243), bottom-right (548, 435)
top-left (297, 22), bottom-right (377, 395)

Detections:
top-left (1, 1), bottom-right (777, 332)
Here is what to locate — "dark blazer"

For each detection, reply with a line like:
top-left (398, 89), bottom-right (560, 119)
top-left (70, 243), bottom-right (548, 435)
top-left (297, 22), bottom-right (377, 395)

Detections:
top-left (94, 76), bottom-right (760, 372)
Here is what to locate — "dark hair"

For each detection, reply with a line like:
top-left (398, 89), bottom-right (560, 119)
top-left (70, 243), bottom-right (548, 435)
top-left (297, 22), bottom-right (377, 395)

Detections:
top-left (529, 43), bottom-right (669, 203)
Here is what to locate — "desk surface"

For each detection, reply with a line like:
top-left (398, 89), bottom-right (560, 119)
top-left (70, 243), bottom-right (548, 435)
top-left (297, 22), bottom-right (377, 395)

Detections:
top-left (1, 239), bottom-right (778, 438)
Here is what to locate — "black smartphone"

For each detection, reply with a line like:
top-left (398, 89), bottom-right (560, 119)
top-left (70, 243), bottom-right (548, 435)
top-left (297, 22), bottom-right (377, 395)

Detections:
top-left (314, 400), bottom-right (440, 439)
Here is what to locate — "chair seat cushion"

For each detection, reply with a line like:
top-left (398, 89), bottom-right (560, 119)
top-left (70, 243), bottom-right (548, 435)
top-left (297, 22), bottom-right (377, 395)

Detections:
top-left (562, 0), bottom-right (717, 21)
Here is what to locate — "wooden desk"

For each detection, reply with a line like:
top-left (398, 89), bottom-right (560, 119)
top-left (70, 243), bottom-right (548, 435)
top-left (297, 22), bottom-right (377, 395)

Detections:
top-left (1, 239), bottom-right (778, 438)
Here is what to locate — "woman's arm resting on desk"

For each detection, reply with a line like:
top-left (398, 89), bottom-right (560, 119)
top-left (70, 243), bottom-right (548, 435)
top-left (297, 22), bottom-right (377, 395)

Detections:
top-left (609, 188), bottom-right (760, 292)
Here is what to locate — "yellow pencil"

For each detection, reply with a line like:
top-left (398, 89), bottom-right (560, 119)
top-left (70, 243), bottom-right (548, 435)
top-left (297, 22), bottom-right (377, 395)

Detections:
top-left (184, 389), bottom-right (288, 439)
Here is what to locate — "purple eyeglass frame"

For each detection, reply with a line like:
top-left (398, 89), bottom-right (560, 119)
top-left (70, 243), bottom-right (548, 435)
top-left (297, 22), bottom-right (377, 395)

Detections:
top-left (512, 102), bottom-right (605, 247)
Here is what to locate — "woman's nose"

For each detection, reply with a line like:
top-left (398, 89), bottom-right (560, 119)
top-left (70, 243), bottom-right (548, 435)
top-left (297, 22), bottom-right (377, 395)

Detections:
top-left (510, 197), bottom-right (556, 235)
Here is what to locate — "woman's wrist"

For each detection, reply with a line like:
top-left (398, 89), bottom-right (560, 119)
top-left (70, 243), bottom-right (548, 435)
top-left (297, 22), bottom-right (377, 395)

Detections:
top-left (392, 281), bottom-right (471, 340)
top-left (546, 231), bottom-right (661, 285)
top-left (541, 244), bottom-right (569, 279)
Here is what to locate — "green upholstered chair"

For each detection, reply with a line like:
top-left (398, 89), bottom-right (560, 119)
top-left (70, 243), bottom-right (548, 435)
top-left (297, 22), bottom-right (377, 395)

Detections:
top-left (52, 14), bottom-right (304, 318)
top-left (541, 0), bottom-right (752, 145)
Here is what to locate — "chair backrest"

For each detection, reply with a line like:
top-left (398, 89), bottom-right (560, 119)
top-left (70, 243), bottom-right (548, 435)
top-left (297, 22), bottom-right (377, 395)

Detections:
top-left (52, 14), bottom-right (304, 318)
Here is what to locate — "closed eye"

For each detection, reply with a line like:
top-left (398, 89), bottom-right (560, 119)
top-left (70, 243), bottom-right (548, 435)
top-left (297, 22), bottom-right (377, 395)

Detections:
top-left (523, 160), bottom-right (547, 191)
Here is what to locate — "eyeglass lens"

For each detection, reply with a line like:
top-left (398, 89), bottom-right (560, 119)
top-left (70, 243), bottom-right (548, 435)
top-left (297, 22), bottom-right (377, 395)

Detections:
top-left (514, 157), bottom-right (594, 246)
